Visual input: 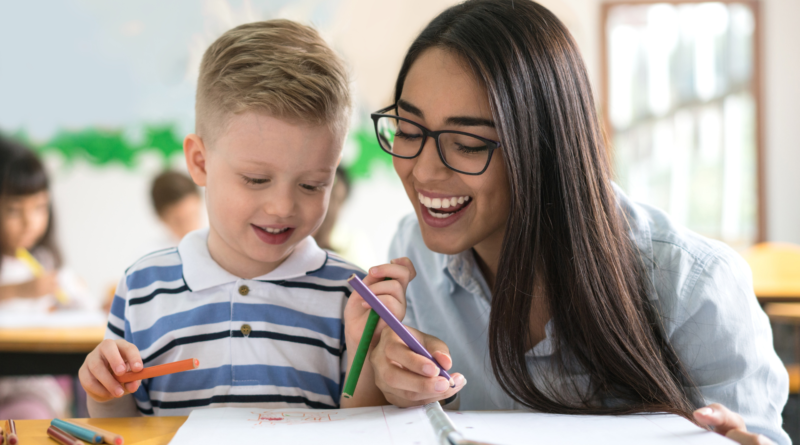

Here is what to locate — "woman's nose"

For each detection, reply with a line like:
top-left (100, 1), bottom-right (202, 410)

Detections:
top-left (412, 136), bottom-right (451, 183)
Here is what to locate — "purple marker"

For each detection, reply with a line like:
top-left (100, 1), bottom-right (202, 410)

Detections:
top-left (347, 274), bottom-right (454, 386)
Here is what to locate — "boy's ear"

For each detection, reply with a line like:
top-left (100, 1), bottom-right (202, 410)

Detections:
top-left (184, 134), bottom-right (208, 187)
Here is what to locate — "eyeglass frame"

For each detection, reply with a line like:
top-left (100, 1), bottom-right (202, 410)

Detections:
top-left (370, 104), bottom-right (502, 176)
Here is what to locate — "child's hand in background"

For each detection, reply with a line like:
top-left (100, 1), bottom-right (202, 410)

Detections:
top-left (79, 339), bottom-right (144, 403)
top-left (344, 257), bottom-right (416, 348)
top-left (14, 272), bottom-right (58, 298)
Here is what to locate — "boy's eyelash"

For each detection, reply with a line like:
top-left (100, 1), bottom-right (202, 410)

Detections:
top-left (242, 176), bottom-right (269, 185)
top-left (301, 184), bottom-right (325, 191)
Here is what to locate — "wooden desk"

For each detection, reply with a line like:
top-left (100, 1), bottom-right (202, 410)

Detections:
top-left (742, 242), bottom-right (800, 304)
top-left (0, 326), bottom-right (105, 376)
top-left (13, 416), bottom-right (187, 445)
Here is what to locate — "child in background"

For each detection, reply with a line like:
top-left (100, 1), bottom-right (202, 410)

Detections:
top-left (312, 167), bottom-right (350, 252)
top-left (0, 137), bottom-right (86, 419)
top-left (80, 20), bottom-right (403, 417)
top-left (150, 170), bottom-right (203, 245)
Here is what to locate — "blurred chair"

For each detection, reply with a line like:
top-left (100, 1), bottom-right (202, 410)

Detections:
top-left (742, 242), bottom-right (800, 395)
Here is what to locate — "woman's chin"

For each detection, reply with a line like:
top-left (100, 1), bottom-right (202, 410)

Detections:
top-left (418, 229), bottom-right (472, 256)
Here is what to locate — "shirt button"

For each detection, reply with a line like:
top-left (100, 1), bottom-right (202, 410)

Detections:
top-left (238, 285), bottom-right (250, 296)
top-left (240, 324), bottom-right (252, 337)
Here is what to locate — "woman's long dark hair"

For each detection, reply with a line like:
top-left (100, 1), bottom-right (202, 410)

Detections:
top-left (395, 0), bottom-right (699, 417)
top-left (0, 136), bottom-right (61, 271)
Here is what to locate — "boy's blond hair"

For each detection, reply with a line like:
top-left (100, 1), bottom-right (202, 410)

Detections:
top-left (196, 20), bottom-right (350, 142)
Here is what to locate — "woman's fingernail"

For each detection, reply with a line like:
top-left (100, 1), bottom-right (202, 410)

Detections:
top-left (134, 362), bottom-right (142, 370)
top-left (115, 365), bottom-right (126, 374)
top-left (697, 407), bottom-right (713, 416)
top-left (455, 375), bottom-right (466, 387)
top-left (115, 387), bottom-right (124, 396)
top-left (422, 364), bottom-right (438, 377)
top-left (434, 379), bottom-right (448, 392)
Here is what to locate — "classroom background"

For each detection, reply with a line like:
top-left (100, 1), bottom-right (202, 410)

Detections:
top-left (0, 0), bottom-right (798, 436)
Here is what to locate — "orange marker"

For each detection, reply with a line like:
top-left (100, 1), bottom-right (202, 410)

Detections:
top-left (0, 425), bottom-right (4, 445)
top-left (114, 358), bottom-right (199, 383)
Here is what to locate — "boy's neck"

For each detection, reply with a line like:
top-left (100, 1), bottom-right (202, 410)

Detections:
top-left (206, 227), bottom-right (289, 279)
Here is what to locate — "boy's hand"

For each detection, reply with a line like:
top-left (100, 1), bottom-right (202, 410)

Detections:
top-left (15, 273), bottom-right (58, 298)
top-left (79, 339), bottom-right (144, 403)
top-left (344, 257), bottom-right (416, 346)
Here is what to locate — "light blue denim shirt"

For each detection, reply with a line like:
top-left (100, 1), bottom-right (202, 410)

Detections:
top-left (389, 186), bottom-right (790, 445)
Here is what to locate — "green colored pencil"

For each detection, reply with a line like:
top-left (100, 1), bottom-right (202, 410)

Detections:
top-left (343, 309), bottom-right (381, 398)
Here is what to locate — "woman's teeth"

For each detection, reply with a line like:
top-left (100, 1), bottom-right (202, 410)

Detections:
top-left (418, 193), bottom-right (471, 218)
top-left (262, 227), bottom-right (289, 234)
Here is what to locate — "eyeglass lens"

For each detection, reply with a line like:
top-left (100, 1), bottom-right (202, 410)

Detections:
top-left (376, 116), bottom-right (492, 174)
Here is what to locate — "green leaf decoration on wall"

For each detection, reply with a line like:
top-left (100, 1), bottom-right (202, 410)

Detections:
top-left (38, 125), bottom-right (183, 167)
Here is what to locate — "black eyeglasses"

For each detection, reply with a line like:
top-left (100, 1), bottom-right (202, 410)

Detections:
top-left (370, 105), bottom-right (502, 175)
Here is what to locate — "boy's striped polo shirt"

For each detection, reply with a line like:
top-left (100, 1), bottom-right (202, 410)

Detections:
top-left (106, 228), bottom-right (364, 416)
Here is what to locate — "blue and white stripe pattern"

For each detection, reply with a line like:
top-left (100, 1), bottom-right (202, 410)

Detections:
top-left (106, 228), bottom-right (364, 416)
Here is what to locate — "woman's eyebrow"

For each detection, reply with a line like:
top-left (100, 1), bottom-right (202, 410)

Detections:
top-left (398, 99), bottom-right (495, 128)
top-left (445, 116), bottom-right (495, 128)
top-left (398, 99), bottom-right (424, 118)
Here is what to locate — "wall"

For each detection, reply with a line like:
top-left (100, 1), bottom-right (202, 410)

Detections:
top-left (761, 0), bottom-right (800, 244)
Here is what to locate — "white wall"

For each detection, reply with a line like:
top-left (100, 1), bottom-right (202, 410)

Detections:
top-left (47, 154), bottom-right (193, 304)
top-left (761, 0), bottom-right (800, 244)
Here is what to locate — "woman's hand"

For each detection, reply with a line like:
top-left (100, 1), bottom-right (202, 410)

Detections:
top-left (694, 404), bottom-right (775, 445)
top-left (79, 339), bottom-right (144, 403)
top-left (371, 325), bottom-right (467, 407)
top-left (15, 273), bottom-right (58, 298)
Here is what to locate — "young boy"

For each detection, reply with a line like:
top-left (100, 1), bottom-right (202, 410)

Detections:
top-left (79, 20), bottom-right (400, 417)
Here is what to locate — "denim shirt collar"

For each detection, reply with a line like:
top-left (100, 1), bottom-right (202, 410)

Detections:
top-left (444, 248), bottom-right (491, 303)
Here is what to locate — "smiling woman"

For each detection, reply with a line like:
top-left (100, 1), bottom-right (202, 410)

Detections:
top-left (360, 1), bottom-right (790, 444)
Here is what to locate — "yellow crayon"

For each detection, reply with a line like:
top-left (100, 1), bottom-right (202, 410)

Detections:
top-left (16, 247), bottom-right (69, 304)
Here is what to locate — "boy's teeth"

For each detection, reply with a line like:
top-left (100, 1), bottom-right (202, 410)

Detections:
top-left (264, 227), bottom-right (289, 234)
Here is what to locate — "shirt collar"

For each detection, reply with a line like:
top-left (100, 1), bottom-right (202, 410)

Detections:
top-left (444, 249), bottom-right (491, 302)
top-left (178, 228), bottom-right (328, 292)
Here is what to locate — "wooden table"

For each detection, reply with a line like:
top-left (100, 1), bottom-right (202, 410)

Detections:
top-left (0, 326), bottom-right (105, 376)
top-left (12, 416), bottom-right (187, 445)
top-left (742, 242), bottom-right (800, 304)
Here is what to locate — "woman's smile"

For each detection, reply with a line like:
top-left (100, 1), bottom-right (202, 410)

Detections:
top-left (416, 190), bottom-right (472, 227)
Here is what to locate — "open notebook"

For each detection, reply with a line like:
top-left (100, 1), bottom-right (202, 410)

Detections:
top-left (168, 403), bottom-right (733, 445)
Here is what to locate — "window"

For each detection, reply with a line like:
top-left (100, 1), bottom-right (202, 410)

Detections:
top-left (602, 1), bottom-right (762, 249)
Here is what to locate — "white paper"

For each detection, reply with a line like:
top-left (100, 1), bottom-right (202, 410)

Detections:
top-left (168, 406), bottom-right (437, 445)
top-left (449, 411), bottom-right (735, 445)
top-left (169, 406), bottom-right (735, 445)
